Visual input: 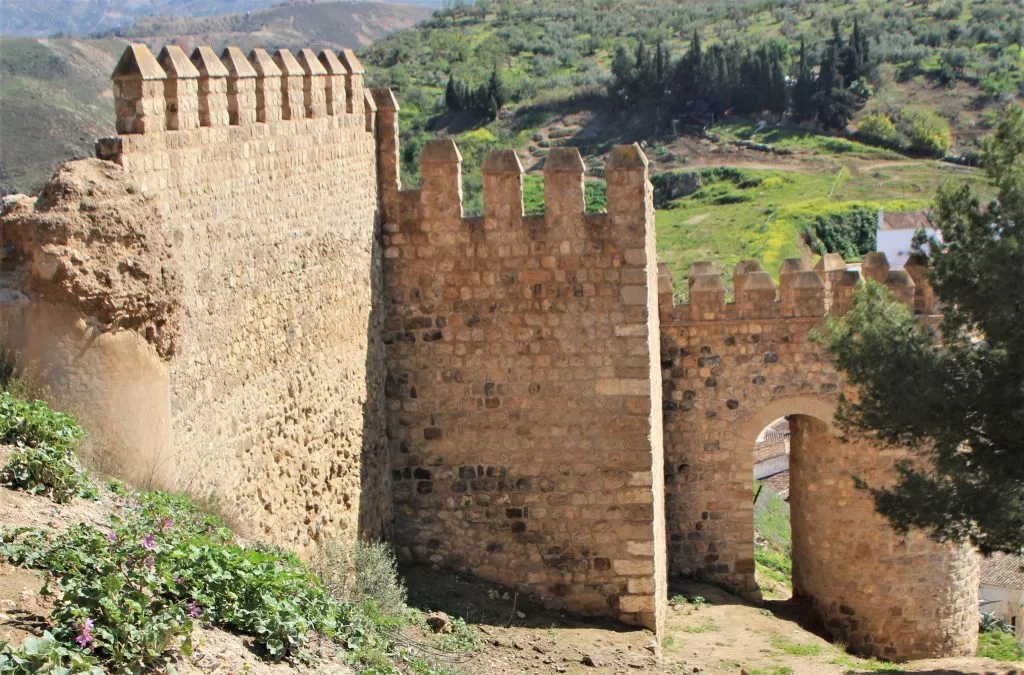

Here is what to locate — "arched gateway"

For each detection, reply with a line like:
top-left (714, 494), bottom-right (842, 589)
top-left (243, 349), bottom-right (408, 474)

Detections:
top-left (659, 257), bottom-right (978, 659)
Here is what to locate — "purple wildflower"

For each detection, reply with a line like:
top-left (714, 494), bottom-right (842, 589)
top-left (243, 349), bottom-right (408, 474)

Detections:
top-left (162, 518), bottom-right (173, 530)
top-left (140, 533), bottom-right (156, 550)
top-left (174, 575), bottom-right (182, 585)
top-left (187, 601), bottom-right (201, 618)
top-left (144, 556), bottom-right (155, 569)
top-left (106, 531), bottom-right (117, 542)
top-left (75, 618), bottom-right (94, 649)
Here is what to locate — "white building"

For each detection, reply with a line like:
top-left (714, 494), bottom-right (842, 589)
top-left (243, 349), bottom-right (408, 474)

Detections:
top-left (980, 553), bottom-right (1024, 643)
top-left (875, 209), bottom-right (939, 269)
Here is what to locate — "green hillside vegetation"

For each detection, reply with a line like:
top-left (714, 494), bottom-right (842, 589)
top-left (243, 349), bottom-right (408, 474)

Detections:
top-left (654, 161), bottom-right (989, 299)
top-left (754, 482), bottom-right (792, 600)
top-left (0, 37), bottom-right (123, 195)
top-left (367, 0), bottom-right (1022, 153)
top-left (363, 0), bottom-right (1015, 285)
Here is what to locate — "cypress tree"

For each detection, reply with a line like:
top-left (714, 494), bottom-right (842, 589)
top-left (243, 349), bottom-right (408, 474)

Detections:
top-left (770, 52), bottom-right (788, 116)
top-left (793, 38), bottom-right (815, 122)
top-left (487, 68), bottom-right (506, 110)
top-left (445, 75), bottom-right (462, 111)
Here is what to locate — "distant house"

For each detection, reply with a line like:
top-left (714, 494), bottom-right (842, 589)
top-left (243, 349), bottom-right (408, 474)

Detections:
top-left (875, 209), bottom-right (939, 269)
top-left (753, 418), bottom-right (790, 500)
top-left (980, 553), bottom-right (1024, 643)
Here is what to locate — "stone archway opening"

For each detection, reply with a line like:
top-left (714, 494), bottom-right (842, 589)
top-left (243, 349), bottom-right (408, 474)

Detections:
top-left (752, 415), bottom-right (794, 601)
top-left (750, 412), bottom-right (837, 606)
top-left (738, 397), bottom-right (838, 603)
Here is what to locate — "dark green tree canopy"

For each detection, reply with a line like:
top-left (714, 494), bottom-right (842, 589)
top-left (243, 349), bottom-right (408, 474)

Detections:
top-left (817, 106), bottom-right (1024, 556)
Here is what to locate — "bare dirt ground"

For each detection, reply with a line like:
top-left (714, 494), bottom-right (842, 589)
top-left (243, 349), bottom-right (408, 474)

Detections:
top-left (402, 566), bottom-right (1024, 675)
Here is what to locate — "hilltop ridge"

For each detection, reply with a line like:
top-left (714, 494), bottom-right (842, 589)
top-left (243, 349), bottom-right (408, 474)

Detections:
top-left (2, 0), bottom-right (439, 38)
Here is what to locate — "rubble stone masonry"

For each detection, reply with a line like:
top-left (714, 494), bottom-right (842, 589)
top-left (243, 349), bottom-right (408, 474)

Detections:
top-left (659, 257), bottom-right (977, 658)
top-left (379, 137), bottom-right (667, 633)
top-left (0, 43), bottom-right (980, 657)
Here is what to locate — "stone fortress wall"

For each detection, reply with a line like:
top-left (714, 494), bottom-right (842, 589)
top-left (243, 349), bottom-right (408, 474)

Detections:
top-left (377, 135), bottom-right (667, 633)
top-left (658, 253), bottom-right (977, 658)
top-left (1, 43), bottom-right (392, 550)
top-left (0, 42), bottom-right (979, 659)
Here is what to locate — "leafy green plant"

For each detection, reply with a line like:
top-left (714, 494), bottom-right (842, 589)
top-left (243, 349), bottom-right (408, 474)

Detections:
top-left (0, 391), bottom-right (82, 452)
top-left (669, 593), bottom-right (710, 610)
top-left (0, 632), bottom-right (104, 675)
top-left (0, 488), bottom-right (343, 670)
top-left (980, 611), bottom-right (1013, 634)
top-left (435, 617), bottom-right (482, 653)
top-left (0, 392), bottom-right (95, 503)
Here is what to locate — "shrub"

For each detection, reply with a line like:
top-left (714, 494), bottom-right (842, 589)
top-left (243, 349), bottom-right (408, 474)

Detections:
top-left (313, 538), bottom-right (408, 619)
top-left (857, 113), bottom-right (901, 147)
top-left (900, 109), bottom-right (953, 157)
top-left (804, 206), bottom-right (878, 259)
top-left (0, 392), bottom-right (95, 503)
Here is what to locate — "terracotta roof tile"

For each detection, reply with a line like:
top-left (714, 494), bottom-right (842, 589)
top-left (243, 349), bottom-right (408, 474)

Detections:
top-left (980, 553), bottom-right (1024, 589)
top-left (881, 211), bottom-right (933, 231)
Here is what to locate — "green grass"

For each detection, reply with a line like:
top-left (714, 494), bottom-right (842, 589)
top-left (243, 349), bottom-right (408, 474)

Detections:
top-left (829, 654), bottom-right (902, 672)
top-left (769, 635), bottom-right (824, 657)
top-left (746, 666), bottom-right (793, 675)
top-left (977, 628), bottom-right (1024, 661)
top-left (717, 123), bottom-right (905, 161)
top-left (755, 482), bottom-right (791, 551)
top-left (653, 162), bottom-right (987, 299)
top-left (681, 619), bottom-right (719, 633)
top-left (754, 482), bottom-right (792, 596)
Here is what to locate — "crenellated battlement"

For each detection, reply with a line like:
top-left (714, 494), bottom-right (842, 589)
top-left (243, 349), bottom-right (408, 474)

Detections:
top-left (383, 140), bottom-right (651, 256)
top-left (104, 43), bottom-right (370, 149)
top-left (657, 251), bottom-right (935, 325)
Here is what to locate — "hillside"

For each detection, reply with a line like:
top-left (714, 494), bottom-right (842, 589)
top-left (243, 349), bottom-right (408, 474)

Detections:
top-left (100, 1), bottom-right (434, 53)
top-left (366, 0), bottom-right (1023, 151)
top-left (360, 0), bottom-right (1018, 285)
top-left (0, 37), bottom-right (125, 196)
top-left (2, 0), bottom-right (439, 38)
top-left (0, 1), bottom-right (429, 196)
